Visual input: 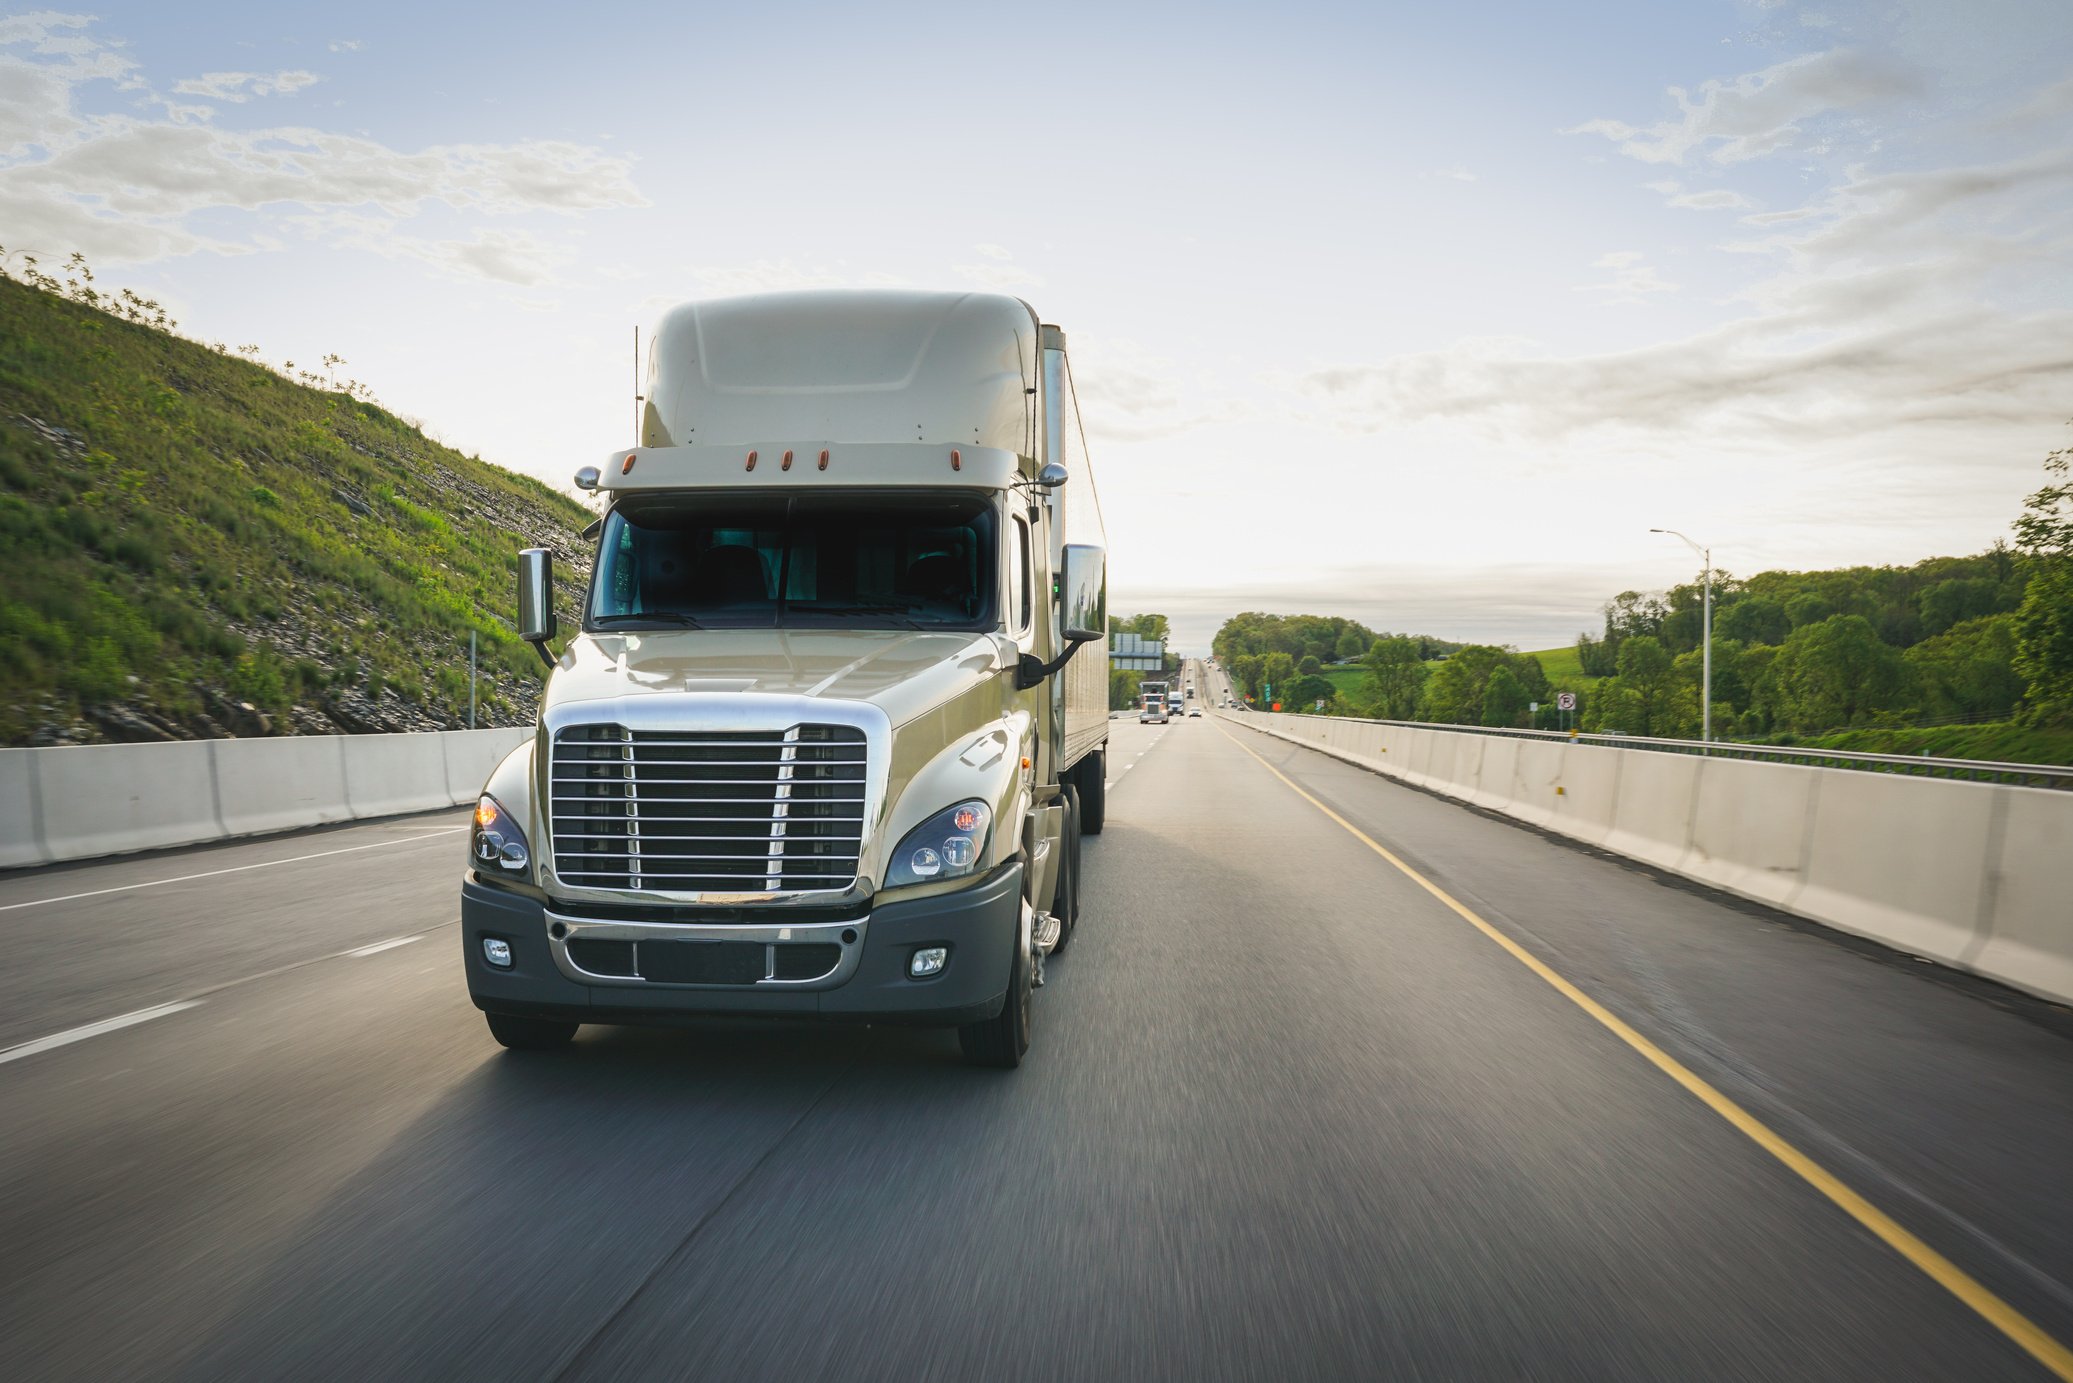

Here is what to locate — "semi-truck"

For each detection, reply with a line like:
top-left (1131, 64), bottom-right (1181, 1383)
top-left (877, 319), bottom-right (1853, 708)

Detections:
top-left (462, 291), bottom-right (1109, 1068)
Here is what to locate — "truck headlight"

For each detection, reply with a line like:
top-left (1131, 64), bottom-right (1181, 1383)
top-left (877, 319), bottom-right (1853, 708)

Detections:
top-left (471, 795), bottom-right (531, 876)
top-left (884, 800), bottom-right (991, 888)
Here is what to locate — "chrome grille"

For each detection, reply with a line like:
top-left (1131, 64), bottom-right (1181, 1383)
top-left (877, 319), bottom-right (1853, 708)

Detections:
top-left (549, 723), bottom-right (867, 893)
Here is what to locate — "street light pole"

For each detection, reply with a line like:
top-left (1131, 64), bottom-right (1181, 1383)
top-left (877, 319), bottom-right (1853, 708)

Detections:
top-left (1651, 528), bottom-right (1712, 744)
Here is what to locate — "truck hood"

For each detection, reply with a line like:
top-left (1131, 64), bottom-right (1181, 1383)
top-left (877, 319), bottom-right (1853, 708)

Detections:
top-left (546, 628), bottom-right (1008, 728)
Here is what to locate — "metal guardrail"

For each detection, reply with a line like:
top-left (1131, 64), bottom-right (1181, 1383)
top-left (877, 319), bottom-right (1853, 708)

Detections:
top-left (1222, 707), bottom-right (2073, 791)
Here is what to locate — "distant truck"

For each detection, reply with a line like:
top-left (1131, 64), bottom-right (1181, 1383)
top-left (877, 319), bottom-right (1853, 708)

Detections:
top-left (463, 291), bottom-right (1109, 1068)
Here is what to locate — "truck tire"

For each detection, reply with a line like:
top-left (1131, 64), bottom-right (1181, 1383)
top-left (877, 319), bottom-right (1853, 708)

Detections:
top-left (1076, 751), bottom-right (1106, 835)
top-left (958, 924), bottom-right (1032, 1068)
top-left (485, 1012), bottom-right (578, 1051)
top-left (1049, 785), bottom-right (1081, 953)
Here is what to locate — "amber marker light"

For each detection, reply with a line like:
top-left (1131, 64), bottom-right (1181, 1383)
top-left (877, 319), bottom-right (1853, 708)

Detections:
top-left (951, 448), bottom-right (962, 471)
top-left (620, 453), bottom-right (637, 475)
top-left (745, 449), bottom-right (758, 471)
top-left (781, 450), bottom-right (793, 470)
top-left (818, 449), bottom-right (829, 470)
top-left (474, 800), bottom-right (498, 829)
top-left (952, 806), bottom-right (982, 833)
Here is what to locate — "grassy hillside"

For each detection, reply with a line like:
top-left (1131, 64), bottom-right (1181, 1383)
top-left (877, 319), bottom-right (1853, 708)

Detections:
top-left (1524, 644), bottom-right (1591, 682)
top-left (0, 271), bottom-right (593, 745)
top-left (1791, 722), bottom-right (2073, 766)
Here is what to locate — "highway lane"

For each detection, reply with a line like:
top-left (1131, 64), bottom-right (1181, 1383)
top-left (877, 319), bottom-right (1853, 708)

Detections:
top-left (0, 810), bottom-right (473, 1051)
top-left (3, 710), bottom-right (2071, 1380)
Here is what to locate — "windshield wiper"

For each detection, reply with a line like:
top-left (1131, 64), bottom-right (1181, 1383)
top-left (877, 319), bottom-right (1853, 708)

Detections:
top-left (592, 612), bottom-right (707, 629)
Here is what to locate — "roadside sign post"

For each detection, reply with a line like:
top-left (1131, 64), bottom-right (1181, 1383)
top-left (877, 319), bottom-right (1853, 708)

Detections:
top-left (1556, 690), bottom-right (1576, 733)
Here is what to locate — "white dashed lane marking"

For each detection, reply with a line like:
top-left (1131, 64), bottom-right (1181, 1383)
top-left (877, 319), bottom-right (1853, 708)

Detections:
top-left (343, 937), bottom-right (422, 958)
top-left (0, 828), bottom-right (466, 915)
top-left (0, 1002), bottom-right (202, 1066)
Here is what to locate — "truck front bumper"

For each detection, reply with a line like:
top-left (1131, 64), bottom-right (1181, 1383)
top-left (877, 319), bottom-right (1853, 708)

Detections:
top-left (462, 861), bottom-right (1023, 1028)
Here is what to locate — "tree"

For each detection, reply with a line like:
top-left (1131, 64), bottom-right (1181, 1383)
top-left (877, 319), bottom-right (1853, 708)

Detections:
top-left (1599, 636), bottom-right (1682, 736)
top-left (1291, 674), bottom-right (1336, 709)
top-left (1715, 595), bottom-right (1789, 646)
top-left (2013, 563), bottom-right (2073, 719)
top-left (1297, 654), bottom-right (1321, 676)
top-left (1771, 615), bottom-right (1915, 730)
top-left (2012, 435), bottom-right (2073, 720)
top-left (1261, 652), bottom-right (1297, 706)
top-left (1335, 629), bottom-right (1365, 660)
top-left (1108, 668), bottom-right (1145, 711)
top-left (1420, 646), bottom-right (1508, 724)
top-left (1481, 666), bottom-right (1530, 727)
top-left (1232, 654), bottom-right (1264, 700)
top-left (1113, 612), bottom-right (1171, 644)
top-left (1363, 637), bottom-right (1428, 720)
top-left (1918, 578), bottom-right (2004, 637)
top-left (1908, 615), bottom-right (2021, 721)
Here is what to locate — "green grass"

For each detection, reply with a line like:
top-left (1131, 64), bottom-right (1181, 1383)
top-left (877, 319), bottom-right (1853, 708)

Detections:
top-left (1523, 643), bottom-right (1591, 681)
top-left (1785, 721), bottom-right (2073, 767)
top-left (1315, 665), bottom-right (1369, 699)
top-left (0, 272), bottom-right (592, 743)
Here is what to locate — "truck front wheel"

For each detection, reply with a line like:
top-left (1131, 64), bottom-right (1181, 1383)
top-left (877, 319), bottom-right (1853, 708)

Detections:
top-left (1048, 785), bottom-right (1081, 954)
top-left (485, 1012), bottom-right (578, 1051)
top-left (958, 924), bottom-right (1033, 1068)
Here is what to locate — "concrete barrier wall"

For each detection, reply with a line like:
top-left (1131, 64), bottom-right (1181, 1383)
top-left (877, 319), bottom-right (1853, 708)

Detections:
top-left (0, 727), bottom-right (530, 868)
top-left (1221, 712), bottom-right (2073, 1007)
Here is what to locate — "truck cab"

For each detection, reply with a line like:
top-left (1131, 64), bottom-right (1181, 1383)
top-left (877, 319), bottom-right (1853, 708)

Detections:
top-left (462, 291), bottom-right (1109, 1067)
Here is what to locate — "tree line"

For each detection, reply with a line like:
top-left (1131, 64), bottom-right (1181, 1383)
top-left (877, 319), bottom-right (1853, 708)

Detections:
top-left (1564, 440), bottom-right (2070, 739)
top-left (1201, 434), bottom-right (2073, 744)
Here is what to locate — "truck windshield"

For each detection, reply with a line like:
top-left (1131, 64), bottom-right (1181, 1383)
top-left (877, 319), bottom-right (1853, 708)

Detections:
top-left (588, 492), bottom-right (997, 631)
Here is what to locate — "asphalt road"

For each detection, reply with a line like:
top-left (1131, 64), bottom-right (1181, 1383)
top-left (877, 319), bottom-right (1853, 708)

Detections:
top-left (4, 673), bottom-right (2071, 1381)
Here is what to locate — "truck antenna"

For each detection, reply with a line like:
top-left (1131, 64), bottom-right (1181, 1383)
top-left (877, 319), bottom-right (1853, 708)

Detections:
top-left (632, 324), bottom-right (640, 446)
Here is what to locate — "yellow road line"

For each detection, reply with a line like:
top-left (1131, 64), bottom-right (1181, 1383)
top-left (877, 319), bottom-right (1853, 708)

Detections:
top-left (1214, 720), bottom-right (2073, 1380)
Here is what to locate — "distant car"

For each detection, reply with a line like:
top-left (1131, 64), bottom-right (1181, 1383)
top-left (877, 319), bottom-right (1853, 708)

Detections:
top-left (1187, 706), bottom-right (1203, 717)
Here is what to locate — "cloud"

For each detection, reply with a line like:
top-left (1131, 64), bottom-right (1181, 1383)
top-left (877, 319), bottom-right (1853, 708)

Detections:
top-left (1566, 49), bottom-right (1921, 165)
top-left (327, 39), bottom-right (363, 54)
top-left (953, 245), bottom-right (1044, 291)
top-left (1666, 187), bottom-right (1753, 210)
top-left (1068, 337), bottom-right (1231, 442)
top-left (1429, 166), bottom-right (1477, 182)
top-left (1989, 74), bottom-right (2073, 130)
top-left (1299, 301), bottom-right (2073, 444)
top-left (0, 18), bottom-right (646, 284)
top-left (685, 259), bottom-right (908, 295)
top-left (1576, 249), bottom-right (1677, 300)
top-left (171, 69), bottom-right (318, 102)
top-left (1128, 563), bottom-right (1644, 652)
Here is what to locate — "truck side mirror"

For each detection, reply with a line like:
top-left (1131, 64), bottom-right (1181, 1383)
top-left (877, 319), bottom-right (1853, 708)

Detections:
top-left (518, 548), bottom-right (558, 667)
top-left (1060, 543), bottom-right (1106, 644)
top-left (1013, 544), bottom-right (1107, 691)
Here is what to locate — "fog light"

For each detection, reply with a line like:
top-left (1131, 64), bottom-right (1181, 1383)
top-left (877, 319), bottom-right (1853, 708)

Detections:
top-left (482, 937), bottom-right (513, 968)
top-left (909, 946), bottom-right (948, 977)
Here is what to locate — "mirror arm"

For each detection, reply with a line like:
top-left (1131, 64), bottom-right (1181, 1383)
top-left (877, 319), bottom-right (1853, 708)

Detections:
top-left (1013, 632), bottom-right (1097, 691)
top-left (529, 639), bottom-right (558, 669)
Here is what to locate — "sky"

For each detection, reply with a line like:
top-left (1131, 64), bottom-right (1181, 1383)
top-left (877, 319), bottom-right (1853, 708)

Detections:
top-left (3, 0), bottom-right (2070, 654)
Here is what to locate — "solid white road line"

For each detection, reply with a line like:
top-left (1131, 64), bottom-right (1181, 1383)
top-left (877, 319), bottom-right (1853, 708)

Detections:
top-left (343, 936), bottom-right (422, 958)
top-left (0, 1001), bottom-right (202, 1066)
top-left (0, 828), bottom-right (466, 914)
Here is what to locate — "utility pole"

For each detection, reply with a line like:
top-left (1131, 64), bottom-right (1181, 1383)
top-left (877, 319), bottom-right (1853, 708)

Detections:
top-left (1651, 528), bottom-right (1712, 745)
